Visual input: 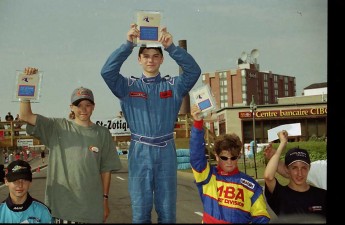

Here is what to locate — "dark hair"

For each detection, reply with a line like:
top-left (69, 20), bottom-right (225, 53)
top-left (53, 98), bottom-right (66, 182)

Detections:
top-left (138, 46), bottom-right (163, 57)
top-left (214, 133), bottom-right (242, 156)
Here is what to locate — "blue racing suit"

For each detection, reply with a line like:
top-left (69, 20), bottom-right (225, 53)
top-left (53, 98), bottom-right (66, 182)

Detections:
top-left (101, 41), bottom-right (201, 223)
top-left (0, 193), bottom-right (53, 223)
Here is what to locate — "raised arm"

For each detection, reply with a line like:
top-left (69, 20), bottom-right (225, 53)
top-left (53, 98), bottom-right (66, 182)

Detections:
top-left (263, 130), bottom-right (288, 193)
top-left (159, 27), bottom-right (173, 49)
top-left (19, 67), bottom-right (38, 126)
top-left (264, 144), bottom-right (290, 179)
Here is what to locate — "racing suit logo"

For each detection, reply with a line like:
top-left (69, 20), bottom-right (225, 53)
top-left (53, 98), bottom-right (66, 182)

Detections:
top-left (130, 92), bottom-right (147, 99)
top-left (160, 90), bottom-right (172, 99)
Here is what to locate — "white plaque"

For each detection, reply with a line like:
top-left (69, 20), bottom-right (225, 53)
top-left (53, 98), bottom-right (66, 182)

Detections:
top-left (13, 70), bottom-right (43, 102)
top-left (135, 10), bottom-right (162, 47)
top-left (190, 85), bottom-right (217, 117)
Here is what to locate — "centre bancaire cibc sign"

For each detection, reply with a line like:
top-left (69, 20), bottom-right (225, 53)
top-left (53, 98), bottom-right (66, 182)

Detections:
top-left (239, 107), bottom-right (327, 119)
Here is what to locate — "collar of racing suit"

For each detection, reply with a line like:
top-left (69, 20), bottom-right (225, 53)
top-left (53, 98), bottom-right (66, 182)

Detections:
top-left (142, 73), bottom-right (161, 83)
top-left (6, 193), bottom-right (33, 212)
top-left (216, 165), bottom-right (240, 176)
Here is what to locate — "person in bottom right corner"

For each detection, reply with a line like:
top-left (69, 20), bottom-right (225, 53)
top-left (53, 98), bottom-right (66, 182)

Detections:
top-left (263, 143), bottom-right (327, 190)
top-left (189, 104), bottom-right (270, 223)
top-left (263, 130), bottom-right (327, 223)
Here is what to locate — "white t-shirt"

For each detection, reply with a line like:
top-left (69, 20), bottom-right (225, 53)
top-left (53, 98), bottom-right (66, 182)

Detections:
top-left (307, 159), bottom-right (327, 190)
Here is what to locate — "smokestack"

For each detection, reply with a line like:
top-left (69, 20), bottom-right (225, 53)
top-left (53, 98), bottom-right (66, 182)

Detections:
top-left (178, 40), bottom-right (190, 115)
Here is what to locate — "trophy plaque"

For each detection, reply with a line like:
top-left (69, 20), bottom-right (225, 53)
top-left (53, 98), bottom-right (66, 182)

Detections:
top-left (190, 85), bottom-right (217, 117)
top-left (13, 70), bottom-right (43, 102)
top-left (136, 10), bottom-right (162, 47)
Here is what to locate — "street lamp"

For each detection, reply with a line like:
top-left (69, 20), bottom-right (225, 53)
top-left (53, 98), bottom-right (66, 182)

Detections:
top-left (250, 95), bottom-right (258, 179)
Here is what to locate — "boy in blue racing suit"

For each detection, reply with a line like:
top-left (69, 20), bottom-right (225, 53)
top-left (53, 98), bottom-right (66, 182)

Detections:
top-left (101, 24), bottom-right (201, 223)
top-left (0, 160), bottom-right (53, 223)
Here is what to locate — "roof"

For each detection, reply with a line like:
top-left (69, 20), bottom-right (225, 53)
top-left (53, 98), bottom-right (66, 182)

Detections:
top-left (303, 82), bottom-right (327, 90)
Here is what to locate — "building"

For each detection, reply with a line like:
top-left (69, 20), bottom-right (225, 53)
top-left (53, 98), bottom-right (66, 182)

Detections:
top-left (202, 52), bottom-right (296, 109)
top-left (303, 82), bottom-right (327, 96)
top-left (217, 98), bottom-right (327, 144)
top-left (200, 51), bottom-right (326, 144)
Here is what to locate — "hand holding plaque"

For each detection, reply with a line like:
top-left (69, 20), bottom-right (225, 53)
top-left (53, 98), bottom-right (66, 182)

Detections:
top-left (190, 85), bottom-right (217, 118)
top-left (13, 67), bottom-right (43, 103)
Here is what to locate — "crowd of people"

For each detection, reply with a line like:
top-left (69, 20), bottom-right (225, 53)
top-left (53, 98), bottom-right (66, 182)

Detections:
top-left (0, 112), bottom-right (22, 137)
top-left (0, 23), bottom-right (327, 224)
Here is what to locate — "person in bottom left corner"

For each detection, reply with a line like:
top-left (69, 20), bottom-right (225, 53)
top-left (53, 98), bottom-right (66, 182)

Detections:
top-left (0, 160), bottom-right (53, 223)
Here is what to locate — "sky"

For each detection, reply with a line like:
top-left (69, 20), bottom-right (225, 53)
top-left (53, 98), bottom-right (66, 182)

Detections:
top-left (0, 0), bottom-right (327, 120)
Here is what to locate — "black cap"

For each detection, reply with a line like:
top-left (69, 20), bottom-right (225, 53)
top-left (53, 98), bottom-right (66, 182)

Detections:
top-left (284, 147), bottom-right (311, 167)
top-left (5, 160), bottom-right (32, 182)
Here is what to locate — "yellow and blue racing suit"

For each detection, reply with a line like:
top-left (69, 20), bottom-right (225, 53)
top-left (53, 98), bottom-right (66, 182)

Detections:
top-left (190, 121), bottom-right (270, 223)
top-left (101, 41), bottom-right (201, 223)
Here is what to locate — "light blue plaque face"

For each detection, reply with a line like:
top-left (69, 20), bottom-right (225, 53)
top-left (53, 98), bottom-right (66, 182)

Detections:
top-left (140, 26), bottom-right (158, 41)
top-left (198, 99), bottom-right (212, 111)
top-left (18, 85), bottom-right (35, 97)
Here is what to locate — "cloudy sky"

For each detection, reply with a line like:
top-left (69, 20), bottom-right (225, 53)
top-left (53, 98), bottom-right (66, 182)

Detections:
top-left (0, 0), bottom-right (327, 120)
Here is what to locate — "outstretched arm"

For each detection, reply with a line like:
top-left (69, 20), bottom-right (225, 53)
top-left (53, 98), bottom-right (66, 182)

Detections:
top-left (19, 67), bottom-right (38, 126)
top-left (127, 23), bottom-right (139, 43)
top-left (263, 130), bottom-right (288, 193)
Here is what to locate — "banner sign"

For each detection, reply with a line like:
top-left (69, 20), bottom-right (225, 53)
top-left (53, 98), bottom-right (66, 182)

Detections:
top-left (239, 107), bottom-right (327, 119)
top-left (95, 118), bottom-right (131, 136)
top-left (17, 139), bottom-right (34, 147)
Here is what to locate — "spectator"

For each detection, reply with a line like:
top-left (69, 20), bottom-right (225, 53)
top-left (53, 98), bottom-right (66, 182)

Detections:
top-left (5, 112), bottom-right (14, 122)
top-left (4, 112), bottom-right (14, 137)
top-left (40, 150), bottom-right (45, 164)
top-left (14, 114), bottom-right (21, 136)
top-left (0, 160), bottom-right (53, 223)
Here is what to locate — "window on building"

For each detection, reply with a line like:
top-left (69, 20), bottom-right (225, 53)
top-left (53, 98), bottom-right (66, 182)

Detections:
top-left (274, 83), bottom-right (278, 89)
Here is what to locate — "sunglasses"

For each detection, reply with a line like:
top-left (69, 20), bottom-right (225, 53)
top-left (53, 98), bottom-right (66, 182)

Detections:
top-left (219, 155), bottom-right (238, 161)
